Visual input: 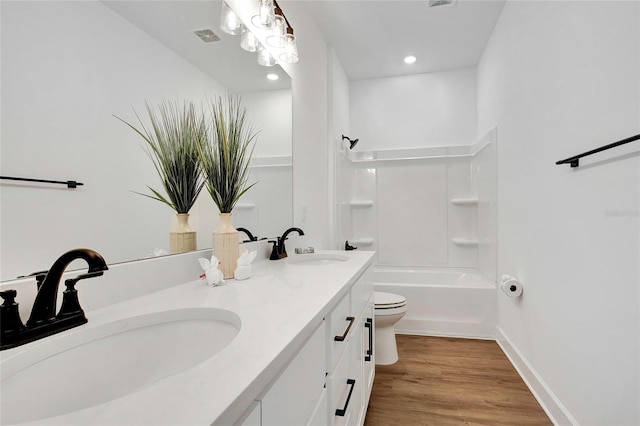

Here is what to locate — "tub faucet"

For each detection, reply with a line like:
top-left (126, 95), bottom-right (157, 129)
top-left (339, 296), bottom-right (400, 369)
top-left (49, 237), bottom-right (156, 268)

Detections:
top-left (1, 248), bottom-right (108, 350)
top-left (276, 227), bottom-right (304, 259)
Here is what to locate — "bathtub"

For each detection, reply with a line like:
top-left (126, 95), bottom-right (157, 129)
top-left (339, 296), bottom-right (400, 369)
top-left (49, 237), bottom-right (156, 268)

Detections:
top-left (374, 266), bottom-right (496, 339)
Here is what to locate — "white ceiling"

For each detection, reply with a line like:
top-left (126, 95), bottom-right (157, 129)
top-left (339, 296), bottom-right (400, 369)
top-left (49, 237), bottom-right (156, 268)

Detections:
top-left (305, 0), bottom-right (507, 80)
top-left (102, 0), bottom-right (506, 90)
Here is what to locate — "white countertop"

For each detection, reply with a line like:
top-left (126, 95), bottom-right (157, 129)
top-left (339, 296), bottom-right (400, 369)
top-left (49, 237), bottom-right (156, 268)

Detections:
top-left (1, 250), bottom-right (374, 425)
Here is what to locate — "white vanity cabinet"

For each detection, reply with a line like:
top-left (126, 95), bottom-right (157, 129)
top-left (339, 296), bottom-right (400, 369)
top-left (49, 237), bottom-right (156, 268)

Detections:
top-left (237, 258), bottom-right (374, 426)
top-left (327, 265), bottom-right (374, 426)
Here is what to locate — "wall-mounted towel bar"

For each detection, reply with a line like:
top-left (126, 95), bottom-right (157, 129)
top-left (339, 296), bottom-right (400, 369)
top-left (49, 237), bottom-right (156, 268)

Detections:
top-left (556, 133), bottom-right (640, 167)
top-left (0, 176), bottom-right (84, 189)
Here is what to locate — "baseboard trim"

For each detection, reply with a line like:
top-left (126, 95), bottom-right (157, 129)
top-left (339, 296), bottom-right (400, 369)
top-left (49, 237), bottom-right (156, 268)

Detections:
top-left (395, 318), bottom-right (495, 340)
top-left (495, 326), bottom-right (577, 426)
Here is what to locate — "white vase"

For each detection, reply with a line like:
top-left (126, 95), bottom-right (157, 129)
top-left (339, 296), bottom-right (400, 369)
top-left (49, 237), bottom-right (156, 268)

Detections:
top-left (213, 213), bottom-right (239, 279)
top-left (170, 213), bottom-right (196, 254)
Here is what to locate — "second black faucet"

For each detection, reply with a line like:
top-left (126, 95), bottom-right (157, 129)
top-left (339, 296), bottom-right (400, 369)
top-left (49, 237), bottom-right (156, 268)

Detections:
top-left (269, 227), bottom-right (305, 260)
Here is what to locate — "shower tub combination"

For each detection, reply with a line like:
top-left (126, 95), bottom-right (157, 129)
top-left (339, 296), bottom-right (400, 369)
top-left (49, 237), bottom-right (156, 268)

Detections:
top-left (374, 266), bottom-right (496, 339)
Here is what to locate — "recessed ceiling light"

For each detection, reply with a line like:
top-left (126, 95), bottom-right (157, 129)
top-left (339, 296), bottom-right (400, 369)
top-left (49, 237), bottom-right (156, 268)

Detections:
top-left (267, 73), bottom-right (279, 81)
top-left (404, 55), bottom-right (417, 64)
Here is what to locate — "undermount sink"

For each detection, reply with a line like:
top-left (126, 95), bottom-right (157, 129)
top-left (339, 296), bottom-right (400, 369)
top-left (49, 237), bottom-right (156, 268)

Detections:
top-left (287, 253), bottom-right (349, 265)
top-left (0, 307), bottom-right (240, 425)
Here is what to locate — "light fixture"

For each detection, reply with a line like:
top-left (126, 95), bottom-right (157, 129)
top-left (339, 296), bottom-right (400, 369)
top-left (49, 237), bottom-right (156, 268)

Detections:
top-left (251, 0), bottom-right (275, 29)
top-left (404, 55), bottom-right (417, 64)
top-left (220, 1), bottom-right (245, 35)
top-left (280, 31), bottom-right (298, 64)
top-left (221, 0), bottom-right (299, 66)
top-left (266, 15), bottom-right (286, 48)
top-left (240, 30), bottom-right (260, 52)
top-left (257, 44), bottom-right (277, 67)
top-left (267, 73), bottom-right (279, 81)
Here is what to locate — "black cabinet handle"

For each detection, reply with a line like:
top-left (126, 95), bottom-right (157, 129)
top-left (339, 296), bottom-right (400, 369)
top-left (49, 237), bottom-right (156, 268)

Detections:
top-left (334, 316), bottom-right (355, 342)
top-left (335, 379), bottom-right (356, 416)
top-left (365, 318), bottom-right (373, 362)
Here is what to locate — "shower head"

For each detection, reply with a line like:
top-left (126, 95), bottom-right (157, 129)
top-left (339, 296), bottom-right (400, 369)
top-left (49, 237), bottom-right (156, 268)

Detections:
top-left (341, 134), bottom-right (359, 150)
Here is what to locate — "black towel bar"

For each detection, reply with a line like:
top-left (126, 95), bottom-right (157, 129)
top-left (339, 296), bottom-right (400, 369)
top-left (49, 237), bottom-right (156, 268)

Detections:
top-left (556, 134), bottom-right (640, 168)
top-left (0, 176), bottom-right (84, 188)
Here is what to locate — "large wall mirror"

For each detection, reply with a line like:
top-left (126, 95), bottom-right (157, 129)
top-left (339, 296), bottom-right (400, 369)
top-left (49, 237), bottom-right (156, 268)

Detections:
top-left (0, 0), bottom-right (292, 281)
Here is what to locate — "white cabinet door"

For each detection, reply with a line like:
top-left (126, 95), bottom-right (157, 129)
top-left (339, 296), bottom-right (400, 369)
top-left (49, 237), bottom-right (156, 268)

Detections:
top-left (350, 316), bottom-right (365, 426)
top-left (363, 303), bottom-right (375, 399)
top-left (261, 322), bottom-right (326, 426)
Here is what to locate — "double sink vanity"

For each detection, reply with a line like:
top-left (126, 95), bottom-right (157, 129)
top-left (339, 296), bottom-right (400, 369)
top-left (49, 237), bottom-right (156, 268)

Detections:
top-left (0, 250), bottom-right (375, 425)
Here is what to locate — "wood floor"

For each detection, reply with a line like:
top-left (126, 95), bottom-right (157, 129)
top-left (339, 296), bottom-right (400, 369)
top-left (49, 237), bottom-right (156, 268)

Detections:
top-left (364, 335), bottom-right (552, 426)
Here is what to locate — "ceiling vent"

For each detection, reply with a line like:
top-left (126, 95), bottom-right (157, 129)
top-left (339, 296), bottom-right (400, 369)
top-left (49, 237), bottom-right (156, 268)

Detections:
top-left (428, 0), bottom-right (456, 7)
top-left (194, 29), bottom-right (220, 43)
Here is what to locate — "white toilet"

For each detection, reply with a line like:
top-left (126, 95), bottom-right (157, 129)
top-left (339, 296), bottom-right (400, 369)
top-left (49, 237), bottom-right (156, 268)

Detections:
top-left (374, 291), bottom-right (407, 365)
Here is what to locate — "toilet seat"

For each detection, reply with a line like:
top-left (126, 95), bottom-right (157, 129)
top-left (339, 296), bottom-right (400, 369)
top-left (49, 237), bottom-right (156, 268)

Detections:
top-left (374, 291), bottom-right (407, 312)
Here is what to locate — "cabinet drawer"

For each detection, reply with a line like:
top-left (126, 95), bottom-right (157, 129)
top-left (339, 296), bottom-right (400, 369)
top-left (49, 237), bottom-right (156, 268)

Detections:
top-left (351, 265), bottom-right (372, 319)
top-left (329, 342), bottom-right (356, 426)
top-left (328, 293), bottom-right (352, 371)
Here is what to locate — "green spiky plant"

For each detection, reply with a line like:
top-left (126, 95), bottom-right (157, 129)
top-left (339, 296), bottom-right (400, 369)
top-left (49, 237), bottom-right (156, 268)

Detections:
top-left (199, 94), bottom-right (257, 213)
top-left (115, 100), bottom-right (206, 214)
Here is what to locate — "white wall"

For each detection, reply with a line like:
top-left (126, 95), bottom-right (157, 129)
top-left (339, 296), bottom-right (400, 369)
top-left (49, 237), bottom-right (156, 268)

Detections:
top-left (243, 90), bottom-right (292, 159)
top-left (228, 90), bottom-right (293, 240)
top-left (0, 1), bottom-right (226, 280)
top-left (478, 1), bottom-right (639, 424)
top-left (329, 48), bottom-right (352, 249)
top-left (278, 2), bottom-right (331, 249)
top-left (350, 68), bottom-right (477, 150)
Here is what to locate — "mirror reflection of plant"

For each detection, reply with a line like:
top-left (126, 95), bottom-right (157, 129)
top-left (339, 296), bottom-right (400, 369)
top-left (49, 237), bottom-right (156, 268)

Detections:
top-left (199, 94), bottom-right (257, 214)
top-left (115, 100), bottom-right (206, 214)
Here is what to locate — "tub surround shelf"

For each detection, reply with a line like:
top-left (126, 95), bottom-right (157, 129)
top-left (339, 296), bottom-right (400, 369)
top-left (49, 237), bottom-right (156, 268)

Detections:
top-left (349, 200), bottom-right (374, 208)
top-left (234, 203), bottom-right (256, 210)
top-left (0, 250), bottom-right (375, 426)
top-left (342, 138), bottom-right (494, 164)
top-left (350, 238), bottom-right (375, 246)
top-left (452, 238), bottom-right (480, 246)
top-left (451, 197), bottom-right (479, 206)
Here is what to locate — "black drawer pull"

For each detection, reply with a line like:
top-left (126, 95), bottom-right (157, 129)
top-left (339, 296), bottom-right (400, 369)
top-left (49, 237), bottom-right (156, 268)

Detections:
top-left (365, 317), bottom-right (373, 361)
top-left (334, 316), bottom-right (355, 341)
top-left (335, 379), bottom-right (356, 416)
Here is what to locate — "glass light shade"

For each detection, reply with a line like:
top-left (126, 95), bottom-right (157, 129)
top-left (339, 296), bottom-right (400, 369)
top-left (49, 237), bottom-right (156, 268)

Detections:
top-left (240, 30), bottom-right (259, 52)
top-left (251, 0), bottom-right (275, 29)
top-left (279, 35), bottom-right (299, 64)
top-left (257, 45), bottom-right (277, 67)
top-left (266, 15), bottom-right (286, 48)
top-left (220, 2), bottom-right (245, 35)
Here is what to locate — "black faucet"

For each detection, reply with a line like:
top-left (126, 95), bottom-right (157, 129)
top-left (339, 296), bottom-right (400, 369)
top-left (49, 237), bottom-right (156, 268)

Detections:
top-left (237, 227), bottom-right (258, 243)
top-left (0, 248), bottom-right (108, 351)
top-left (276, 227), bottom-right (304, 259)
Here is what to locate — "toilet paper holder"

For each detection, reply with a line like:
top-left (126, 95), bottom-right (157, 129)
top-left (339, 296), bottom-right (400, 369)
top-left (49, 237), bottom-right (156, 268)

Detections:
top-left (501, 275), bottom-right (523, 298)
